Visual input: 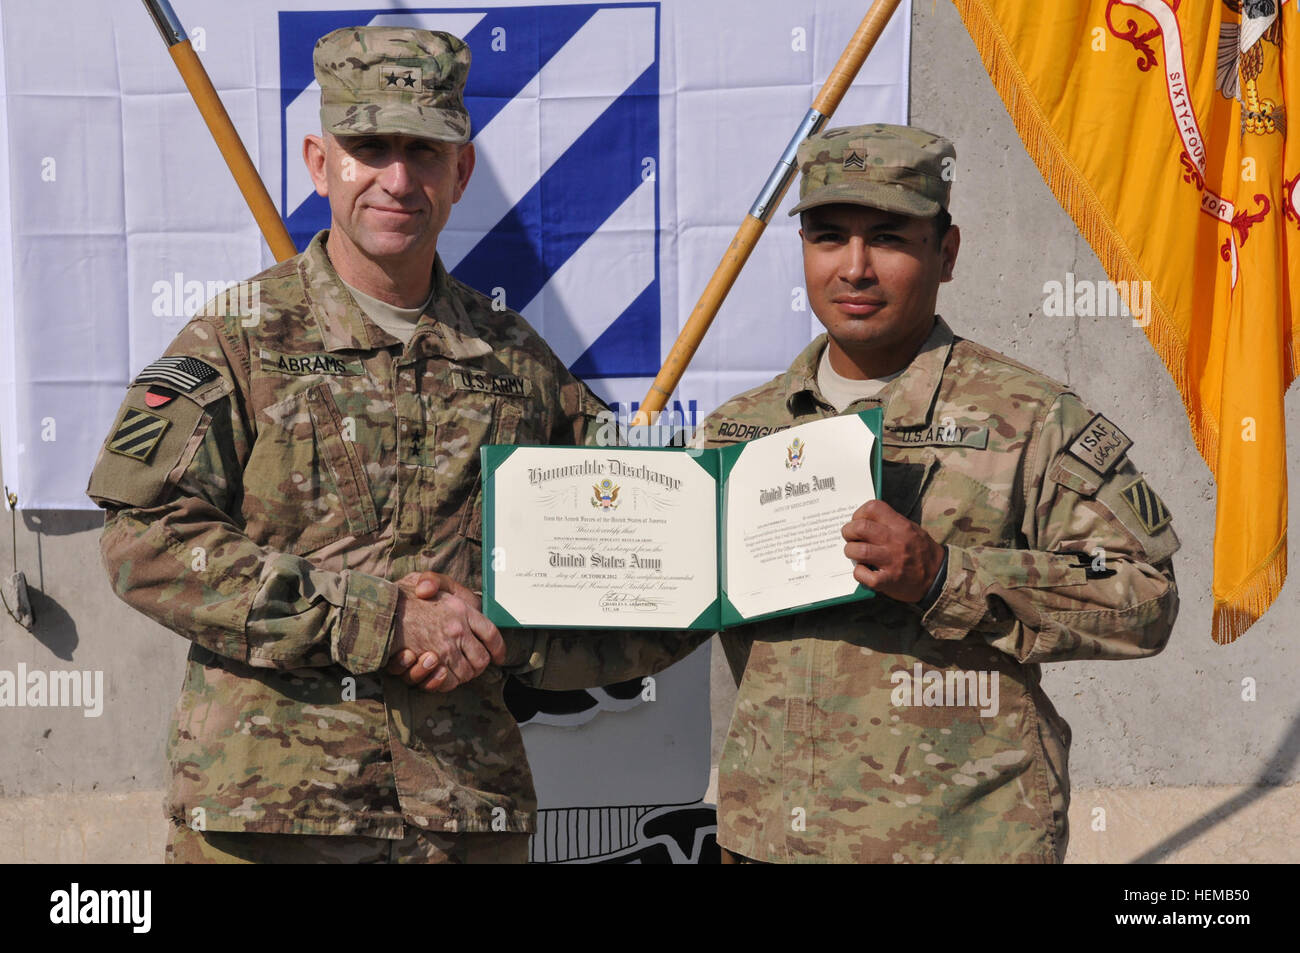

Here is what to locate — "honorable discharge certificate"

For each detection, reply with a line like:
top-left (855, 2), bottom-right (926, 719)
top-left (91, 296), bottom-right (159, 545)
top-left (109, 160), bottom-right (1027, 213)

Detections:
top-left (485, 447), bottom-right (719, 628)
top-left (481, 409), bottom-right (882, 630)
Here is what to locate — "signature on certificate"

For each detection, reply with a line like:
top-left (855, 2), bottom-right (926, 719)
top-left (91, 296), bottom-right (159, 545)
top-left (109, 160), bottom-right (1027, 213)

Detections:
top-left (598, 591), bottom-right (661, 612)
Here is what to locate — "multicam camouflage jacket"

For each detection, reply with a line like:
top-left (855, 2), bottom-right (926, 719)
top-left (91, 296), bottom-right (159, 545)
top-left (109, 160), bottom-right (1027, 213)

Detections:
top-left (87, 231), bottom-right (704, 837)
top-left (701, 317), bottom-right (1179, 863)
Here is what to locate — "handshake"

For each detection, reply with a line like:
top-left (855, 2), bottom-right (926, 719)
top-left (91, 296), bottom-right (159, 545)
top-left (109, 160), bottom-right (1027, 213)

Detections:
top-left (381, 497), bottom-right (948, 694)
top-left (384, 572), bottom-right (505, 693)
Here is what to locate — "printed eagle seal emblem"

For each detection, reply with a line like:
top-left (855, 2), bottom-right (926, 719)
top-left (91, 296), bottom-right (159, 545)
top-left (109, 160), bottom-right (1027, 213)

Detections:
top-left (786, 437), bottom-right (805, 470)
top-left (592, 478), bottom-right (621, 509)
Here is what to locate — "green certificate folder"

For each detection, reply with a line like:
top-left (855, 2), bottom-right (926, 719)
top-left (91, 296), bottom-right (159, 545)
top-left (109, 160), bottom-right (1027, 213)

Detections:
top-left (481, 409), bottom-right (882, 630)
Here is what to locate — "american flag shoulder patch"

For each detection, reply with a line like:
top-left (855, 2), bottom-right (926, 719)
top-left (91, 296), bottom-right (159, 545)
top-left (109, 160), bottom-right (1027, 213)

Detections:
top-left (107, 407), bottom-right (170, 462)
top-left (133, 356), bottom-right (219, 394)
top-left (1119, 476), bottom-right (1172, 535)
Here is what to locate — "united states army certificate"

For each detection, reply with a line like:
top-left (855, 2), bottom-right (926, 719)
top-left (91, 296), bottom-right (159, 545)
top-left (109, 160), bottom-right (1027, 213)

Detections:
top-left (481, 410), bottom-right (882, 629)
top-left (720, 413), bottom-right (877, 620)
top-left (483, 447), bottom-right (720, 628)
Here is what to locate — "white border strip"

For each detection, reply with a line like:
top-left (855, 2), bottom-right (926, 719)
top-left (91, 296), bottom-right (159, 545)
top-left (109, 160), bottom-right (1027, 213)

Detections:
top-left (0, 6), bottom-right (21, 506)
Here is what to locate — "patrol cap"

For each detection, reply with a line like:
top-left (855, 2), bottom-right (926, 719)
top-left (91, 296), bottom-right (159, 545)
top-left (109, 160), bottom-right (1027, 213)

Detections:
top-left (789, 123), bottom-right (954, 218)
top-left (313, 26), bottom-right (472, 143)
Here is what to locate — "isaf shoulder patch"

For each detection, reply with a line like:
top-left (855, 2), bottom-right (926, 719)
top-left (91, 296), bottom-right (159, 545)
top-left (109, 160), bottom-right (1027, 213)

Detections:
top-left (107, 407), bottom-right (170, 462)
top-left (1120, 476), bottom-right (1172, 535)
top-left (1067, 413), bottom-right (1133, 475)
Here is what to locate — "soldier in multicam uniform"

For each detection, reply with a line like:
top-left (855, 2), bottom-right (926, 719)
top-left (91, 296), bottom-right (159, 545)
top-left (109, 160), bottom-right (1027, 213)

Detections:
top-left (86, 26), bottom-right (703, 864)
top-left (701, 124), bottom-right (1179, 863)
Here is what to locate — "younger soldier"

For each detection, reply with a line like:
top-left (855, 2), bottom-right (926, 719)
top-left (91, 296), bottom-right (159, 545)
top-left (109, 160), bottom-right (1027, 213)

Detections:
top-left (699, 124), bottom-right (1179, 863)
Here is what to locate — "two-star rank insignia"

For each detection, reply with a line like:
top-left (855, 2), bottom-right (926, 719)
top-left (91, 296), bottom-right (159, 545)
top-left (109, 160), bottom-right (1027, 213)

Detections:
top-left (107, 407), bottom-right (170, 462)
top-left (382, 69), bottom-right (420, 89)
top-left (1120, 476), bottom-right (1172, 535)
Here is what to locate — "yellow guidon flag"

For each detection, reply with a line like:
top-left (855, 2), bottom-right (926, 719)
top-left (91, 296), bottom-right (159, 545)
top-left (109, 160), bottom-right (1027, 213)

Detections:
top-left (954, 0), bottom-right (1298, 643)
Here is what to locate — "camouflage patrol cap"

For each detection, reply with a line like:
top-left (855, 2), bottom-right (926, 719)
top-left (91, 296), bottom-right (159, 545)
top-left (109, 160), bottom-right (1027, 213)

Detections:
top-left (314, 27), bottom-right (472, 143)
top-left (790, 123), bottom-right (954, 218)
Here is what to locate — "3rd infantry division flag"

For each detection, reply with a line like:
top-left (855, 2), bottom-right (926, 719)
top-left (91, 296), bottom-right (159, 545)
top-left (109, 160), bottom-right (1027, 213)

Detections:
top-left (953, 0), bottom-right (1299, 643)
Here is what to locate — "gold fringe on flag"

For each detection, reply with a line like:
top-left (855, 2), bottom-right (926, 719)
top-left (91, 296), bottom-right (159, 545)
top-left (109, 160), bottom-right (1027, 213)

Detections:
top-left (952, 0), bottom-right (1290, 644)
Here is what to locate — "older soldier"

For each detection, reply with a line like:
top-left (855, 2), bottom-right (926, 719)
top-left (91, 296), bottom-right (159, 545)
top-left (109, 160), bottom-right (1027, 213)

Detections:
top-left (699, 124), bottom-right (1179, 863)
top-left (86, 26), bottom-right (701, 864)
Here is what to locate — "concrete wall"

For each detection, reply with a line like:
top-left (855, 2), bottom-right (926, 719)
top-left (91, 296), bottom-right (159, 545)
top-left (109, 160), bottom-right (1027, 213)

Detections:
top-left (2, 2), bottom-right (1297, 862)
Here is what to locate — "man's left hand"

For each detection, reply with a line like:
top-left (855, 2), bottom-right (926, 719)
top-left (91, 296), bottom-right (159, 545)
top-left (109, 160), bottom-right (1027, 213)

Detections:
top-left (842, 499), bottom-right (945, 603)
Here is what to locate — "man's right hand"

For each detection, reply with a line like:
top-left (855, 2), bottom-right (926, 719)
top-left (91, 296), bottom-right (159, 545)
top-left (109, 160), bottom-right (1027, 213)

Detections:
top-left (386, 585), bottom-right (505, 693)
top-left (394, 569), bottom-right (480, 610)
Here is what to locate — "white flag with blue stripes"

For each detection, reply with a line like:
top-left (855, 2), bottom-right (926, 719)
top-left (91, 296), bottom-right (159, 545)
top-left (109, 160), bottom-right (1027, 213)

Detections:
top-left (0, 0), bottom-right (909, 509)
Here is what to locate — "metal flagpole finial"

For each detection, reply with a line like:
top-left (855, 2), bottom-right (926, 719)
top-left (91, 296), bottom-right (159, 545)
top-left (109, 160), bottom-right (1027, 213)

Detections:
top-left (142, 0), bottom-right (187, 46)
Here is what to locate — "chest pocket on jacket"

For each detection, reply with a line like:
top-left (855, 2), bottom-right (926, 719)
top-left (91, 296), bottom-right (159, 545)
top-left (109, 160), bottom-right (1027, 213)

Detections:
top-left (243, 381), bottom-right (379, 555)
top-left (883, 445), bottom-right (1018, 548)
top-left (919, 459), bottom-right (1018, 548)
top-left (450, 394), bottom-right (535, 542)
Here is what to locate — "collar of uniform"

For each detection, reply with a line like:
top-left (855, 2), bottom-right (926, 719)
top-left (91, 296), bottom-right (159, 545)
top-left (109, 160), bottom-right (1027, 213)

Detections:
top-left (411, 256), bottom-right (494, 362)
top-left (782, 316), bottom-right (954, 426)
top-left (784, 334), bottom-right (836, 416)
top-left (883, 316), bottom-right (953, 429)
top-left (300, 231), bottom-right (384, 351)
top-left (301, 231), bottom-right (492, 361)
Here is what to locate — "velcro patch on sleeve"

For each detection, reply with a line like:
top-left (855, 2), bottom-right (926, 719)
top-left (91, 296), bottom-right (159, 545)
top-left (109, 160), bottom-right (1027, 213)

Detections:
top-left (1067, 413), bottom-right (1133, 475)
top-left (132, 356), bottom-right (219, 393)
top-left (1119, 476), bottom-right (1172, 535)
top-left (88, 389), bottom-right (208, 509)
top-left (107, 407), bottom-right (170, 462)
top-left (1047, 454), bottom-right (1102, 497)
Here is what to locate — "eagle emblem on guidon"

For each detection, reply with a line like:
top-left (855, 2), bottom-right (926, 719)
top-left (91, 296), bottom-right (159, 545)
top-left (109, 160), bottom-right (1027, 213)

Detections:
top-left (786, 437), bottom-right (806, 471)
top-left (592, 479), bottom-right (621, 509)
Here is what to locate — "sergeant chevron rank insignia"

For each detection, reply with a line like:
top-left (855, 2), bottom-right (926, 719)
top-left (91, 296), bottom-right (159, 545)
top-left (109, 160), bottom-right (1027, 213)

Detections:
top-left (1120, 476), bottom-right (1171, 535)
top-left (107, 407), bottom-right (170, 461)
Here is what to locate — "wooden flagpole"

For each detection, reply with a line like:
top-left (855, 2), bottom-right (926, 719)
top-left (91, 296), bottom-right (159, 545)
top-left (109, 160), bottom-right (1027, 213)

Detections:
top-left (633, 0), bottom-right (904, 426)
top-left (142, 0), bottom-right (298, 262)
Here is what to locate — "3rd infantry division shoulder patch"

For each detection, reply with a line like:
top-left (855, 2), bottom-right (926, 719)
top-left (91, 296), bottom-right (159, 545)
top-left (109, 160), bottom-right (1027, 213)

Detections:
top-left (107, 407), bottom-right (170, 462)
top-left (1120, 476), bottom-right (1171, 535)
